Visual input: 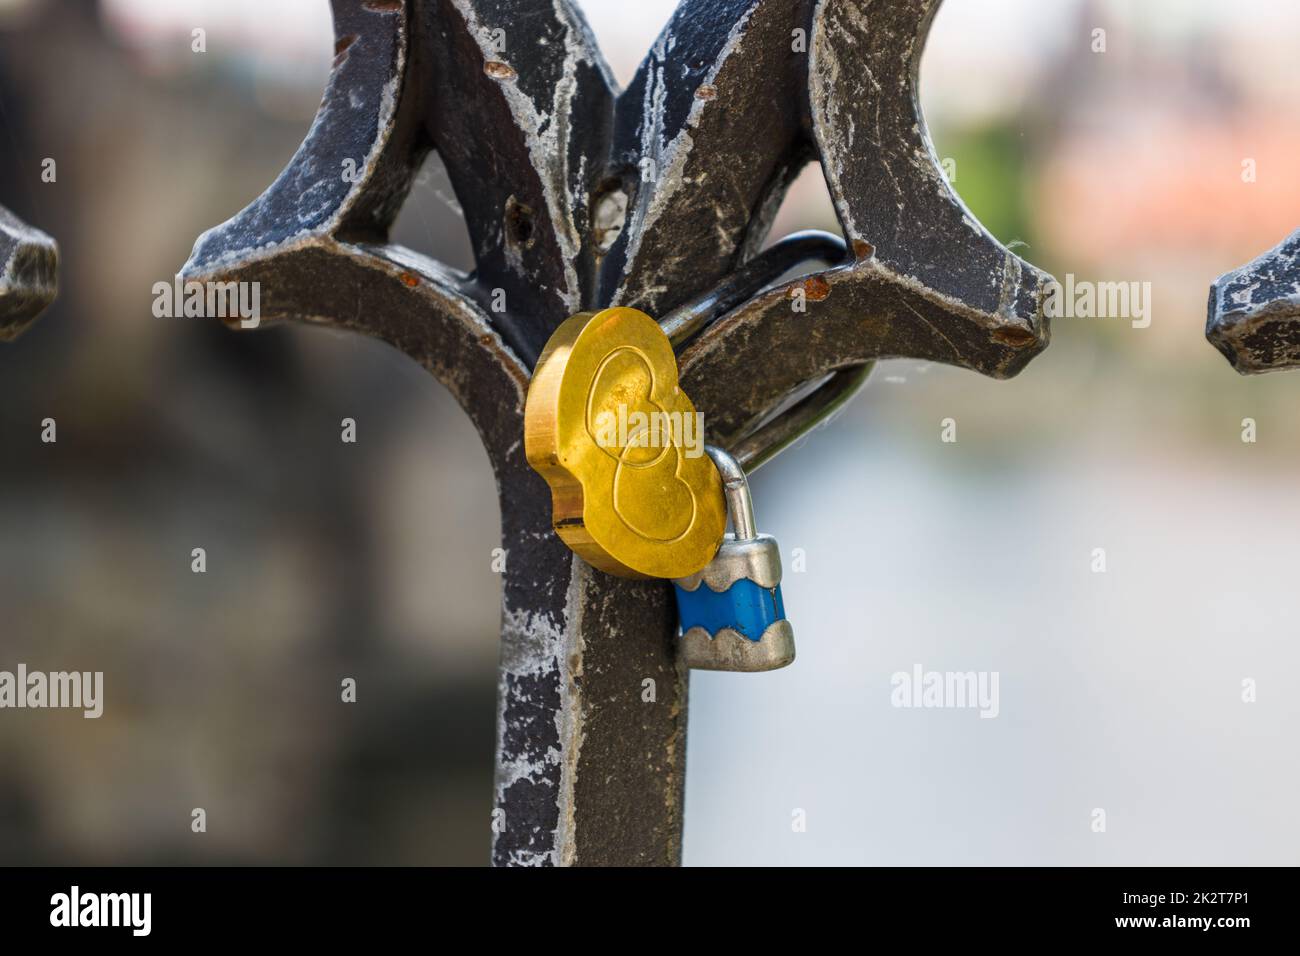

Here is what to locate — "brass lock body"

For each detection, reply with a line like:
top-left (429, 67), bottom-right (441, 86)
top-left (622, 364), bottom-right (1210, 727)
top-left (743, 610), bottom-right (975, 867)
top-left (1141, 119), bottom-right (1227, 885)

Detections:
top-left (524, 307), bottom-right (726, 579)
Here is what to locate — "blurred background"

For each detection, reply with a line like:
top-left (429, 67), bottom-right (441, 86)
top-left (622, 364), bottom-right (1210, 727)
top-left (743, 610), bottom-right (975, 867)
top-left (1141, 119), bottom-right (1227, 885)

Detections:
top-left (1, 0), bottom-right (1297, 865)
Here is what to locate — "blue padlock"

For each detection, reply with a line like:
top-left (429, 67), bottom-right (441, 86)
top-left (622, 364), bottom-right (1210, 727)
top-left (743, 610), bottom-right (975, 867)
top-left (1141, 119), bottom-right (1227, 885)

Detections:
top-left (673, 446), bottom-right (794, 672)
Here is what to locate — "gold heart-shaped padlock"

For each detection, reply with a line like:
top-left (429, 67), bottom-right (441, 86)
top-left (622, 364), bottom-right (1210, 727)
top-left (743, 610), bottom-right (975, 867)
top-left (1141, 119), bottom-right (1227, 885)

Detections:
top-left (524, 307), bottom-right (725, 579)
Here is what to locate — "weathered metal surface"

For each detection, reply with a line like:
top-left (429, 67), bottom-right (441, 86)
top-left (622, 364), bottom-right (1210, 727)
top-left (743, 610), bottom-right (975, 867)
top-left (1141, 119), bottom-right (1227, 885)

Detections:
top-left (1207, 229), bottom-right (1300, 373)
top-left (0, 204), bottom-right (57, 341)
top-left (184, 0), bottom-right (1052, 866)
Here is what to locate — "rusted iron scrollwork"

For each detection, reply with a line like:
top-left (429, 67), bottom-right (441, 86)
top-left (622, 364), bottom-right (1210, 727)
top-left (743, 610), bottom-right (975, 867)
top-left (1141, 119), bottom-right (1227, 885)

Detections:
top-left (184, 0), bottom-right (1053, 866)
top-left (1208, 229), bottom-right (1300, 374)
top-left (0, 204), bottom-right (57, 341)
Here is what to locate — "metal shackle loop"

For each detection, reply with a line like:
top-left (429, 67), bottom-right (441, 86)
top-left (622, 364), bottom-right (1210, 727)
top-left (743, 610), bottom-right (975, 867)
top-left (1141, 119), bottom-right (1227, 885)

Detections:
top-left (704, 445), bottom-right (756, 542)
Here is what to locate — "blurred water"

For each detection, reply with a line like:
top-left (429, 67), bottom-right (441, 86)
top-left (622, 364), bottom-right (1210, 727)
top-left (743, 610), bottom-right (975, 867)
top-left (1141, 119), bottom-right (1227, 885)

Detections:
top-left (685, 367), bottom-right (1300, 865)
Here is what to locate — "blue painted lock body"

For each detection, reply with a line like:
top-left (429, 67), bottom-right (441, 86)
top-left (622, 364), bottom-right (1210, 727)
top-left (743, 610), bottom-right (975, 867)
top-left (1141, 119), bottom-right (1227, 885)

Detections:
top-left (673, 446), bottom-right (795, 672)
top-left (672, 532), bottom-right (795, 672)
top-left (673, 576), bottom-right (785, 642)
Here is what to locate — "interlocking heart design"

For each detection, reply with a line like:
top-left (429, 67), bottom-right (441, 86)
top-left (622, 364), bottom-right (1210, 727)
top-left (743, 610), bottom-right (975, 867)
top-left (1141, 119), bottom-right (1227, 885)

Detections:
top-left (525, 307), bottom-right (724, 579)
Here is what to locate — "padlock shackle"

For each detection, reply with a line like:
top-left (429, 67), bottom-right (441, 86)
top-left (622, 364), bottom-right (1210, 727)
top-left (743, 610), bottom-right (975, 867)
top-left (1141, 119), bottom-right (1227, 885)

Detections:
top-left (704, 445), bottom-right (756, 541)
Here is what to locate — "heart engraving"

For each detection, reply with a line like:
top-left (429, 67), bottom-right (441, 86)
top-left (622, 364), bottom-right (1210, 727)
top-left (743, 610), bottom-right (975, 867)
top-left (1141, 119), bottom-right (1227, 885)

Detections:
top-left (525, 307), bottom-right (725, 579)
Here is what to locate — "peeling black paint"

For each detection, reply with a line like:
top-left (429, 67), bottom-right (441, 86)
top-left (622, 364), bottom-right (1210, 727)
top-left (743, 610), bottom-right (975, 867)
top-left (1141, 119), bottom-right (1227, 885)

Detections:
top-left (1208, 229), bottom-right (1300, 374)
top-left (183, 0), bottom-right (1053, 867)
top-left (0, 204), bottom-right (57, 341)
